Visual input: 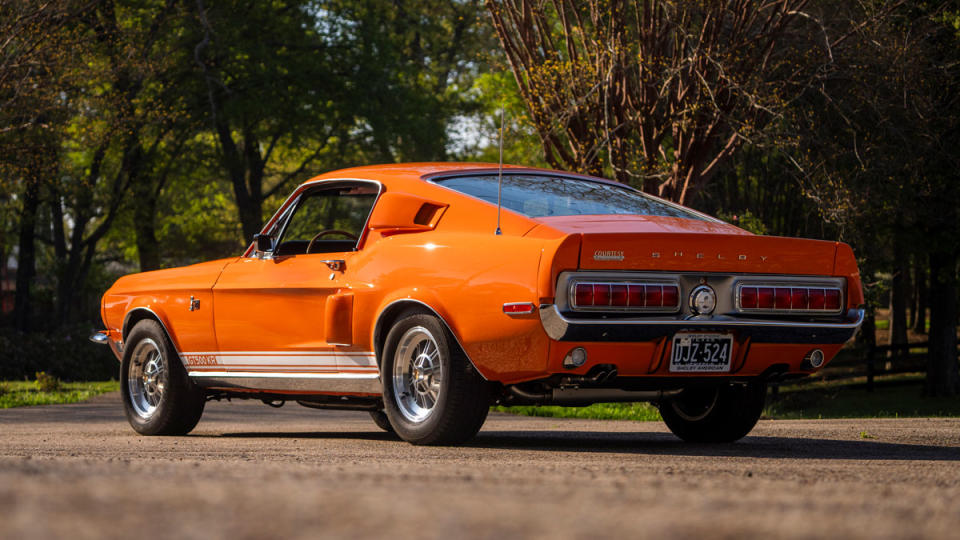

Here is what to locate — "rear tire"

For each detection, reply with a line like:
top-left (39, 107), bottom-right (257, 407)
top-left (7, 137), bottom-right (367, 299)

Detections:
top-left (381, 313), bottom-right (490, 445)
top-left (120, 319), bottom-right (205, 435)
top-left (659, 383), bottom-right (766, 443)
top-left (369, 410), bottom-right (394, 433)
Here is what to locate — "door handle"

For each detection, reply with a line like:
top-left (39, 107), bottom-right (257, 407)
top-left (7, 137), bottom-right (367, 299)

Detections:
top-left (321, 259), bottom-right (345, 271)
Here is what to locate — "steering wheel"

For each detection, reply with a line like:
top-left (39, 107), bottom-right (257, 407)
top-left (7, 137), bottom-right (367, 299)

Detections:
top-left (306, 229), bottom-right (359, 254)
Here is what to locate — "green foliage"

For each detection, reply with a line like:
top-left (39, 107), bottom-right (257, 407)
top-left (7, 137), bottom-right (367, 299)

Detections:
top-left (494, 402), bottom-right (662, 422)
top-left (0, 381), bottom-right (119, 409)
top-left (0, 0), bottom-right (501, 337)
top-left (319, 0), bottom-right (494, 162)
top-left (716, 210), bottom-right (768, 235)
top-left (33, 371), bottom-right (61, 392)
top-left (462, 71), bottom-right (549, 167)
top-left (0, 327), bottom-right (118, 381)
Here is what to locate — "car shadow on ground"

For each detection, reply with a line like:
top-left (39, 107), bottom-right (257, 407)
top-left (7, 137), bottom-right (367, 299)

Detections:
top-left (215, 429), bottom-right (959, 461)
top-left (215, 431), bottom-right (398, 442)
top-left (468, 430), bottom-right (960, 461)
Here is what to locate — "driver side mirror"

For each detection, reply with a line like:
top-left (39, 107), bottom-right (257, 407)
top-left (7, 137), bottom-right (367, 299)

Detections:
top-left (254, 233), bottom-right (274, 253)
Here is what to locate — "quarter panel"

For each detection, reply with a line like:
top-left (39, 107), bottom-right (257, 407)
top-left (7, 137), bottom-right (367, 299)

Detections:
top-left (353, 231), bottom-right (551, 382)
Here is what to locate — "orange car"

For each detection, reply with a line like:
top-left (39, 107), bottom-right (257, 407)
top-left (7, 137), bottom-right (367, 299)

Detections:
top-left (92, 163), bottom-right (864, 444)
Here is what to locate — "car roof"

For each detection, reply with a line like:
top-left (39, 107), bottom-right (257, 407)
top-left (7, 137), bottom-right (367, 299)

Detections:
top-left (305, 162), bottom-right (627, 191)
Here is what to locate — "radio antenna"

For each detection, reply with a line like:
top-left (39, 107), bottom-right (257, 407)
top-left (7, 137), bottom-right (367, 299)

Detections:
top-left (495, 108), bottom-right (505, 236)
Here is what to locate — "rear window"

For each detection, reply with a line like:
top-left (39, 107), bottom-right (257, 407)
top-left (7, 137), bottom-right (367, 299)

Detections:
top-left (435, 174), bottom-right (705, 220)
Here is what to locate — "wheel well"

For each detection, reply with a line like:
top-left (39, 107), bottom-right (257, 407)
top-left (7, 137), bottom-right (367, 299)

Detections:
top-left (122, 308), bottom-right (189, 371)
top-left (123, 308), bottom-right (163, 342)
top-left (373, 302), bottom-right (433, 366)
top-left (373, 300), bottom-right (486, 379)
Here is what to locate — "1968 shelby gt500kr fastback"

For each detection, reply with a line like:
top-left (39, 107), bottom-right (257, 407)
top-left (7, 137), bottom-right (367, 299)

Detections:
top-left (93, 163), bottom-right (864, 444)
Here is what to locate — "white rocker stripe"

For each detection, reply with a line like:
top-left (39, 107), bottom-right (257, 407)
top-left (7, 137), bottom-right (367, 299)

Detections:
top-left (180, 351), bottom-right (378, 370)
top-left (189, 371), bottom-right (380, 380)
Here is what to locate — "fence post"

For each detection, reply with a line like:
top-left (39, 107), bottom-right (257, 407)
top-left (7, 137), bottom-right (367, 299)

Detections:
top-left (866, 345), bottom-right (875, 392)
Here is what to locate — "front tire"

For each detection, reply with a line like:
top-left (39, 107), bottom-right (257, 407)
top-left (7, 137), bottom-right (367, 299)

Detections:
top-left (659, 383), bottom-right (766, 443)
top-left (381, 313), bottom-right (490, 445)
top-left (120, 320), bottom-right (205, 435)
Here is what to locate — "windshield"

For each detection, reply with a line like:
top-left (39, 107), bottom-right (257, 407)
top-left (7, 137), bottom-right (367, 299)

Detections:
top-left (435, 174), bottom-right (705, 220)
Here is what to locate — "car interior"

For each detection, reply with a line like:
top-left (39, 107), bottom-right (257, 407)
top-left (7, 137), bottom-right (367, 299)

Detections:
top-left (270, 183), bottom-right (378, 256)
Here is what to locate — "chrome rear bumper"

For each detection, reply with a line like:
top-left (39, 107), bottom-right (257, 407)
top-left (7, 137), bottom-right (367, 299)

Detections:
top-left (539, 305), bottom-right (864, 344)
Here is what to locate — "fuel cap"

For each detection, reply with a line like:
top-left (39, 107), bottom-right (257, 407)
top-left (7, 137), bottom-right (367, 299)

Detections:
top-left (689, 285), bottom-right (717, 315)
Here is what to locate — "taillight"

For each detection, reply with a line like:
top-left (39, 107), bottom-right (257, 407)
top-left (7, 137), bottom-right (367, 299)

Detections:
top-left (739, 285), bottom-right (843, 313)
top-left (825, 289), bottom-right (841, 310)
top-left (572, 282), bottom-right (680, 311)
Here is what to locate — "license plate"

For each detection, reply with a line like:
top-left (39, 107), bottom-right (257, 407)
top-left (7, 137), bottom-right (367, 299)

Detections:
top-left (669, 333), bottom-right (733, 372)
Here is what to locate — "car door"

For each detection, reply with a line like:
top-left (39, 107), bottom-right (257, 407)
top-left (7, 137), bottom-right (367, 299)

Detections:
top-left (205, 180), bottom-right (380, 390)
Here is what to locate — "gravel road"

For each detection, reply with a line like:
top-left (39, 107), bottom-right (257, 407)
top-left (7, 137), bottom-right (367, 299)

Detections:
top-left (1, 393), bottom-right (958, 540)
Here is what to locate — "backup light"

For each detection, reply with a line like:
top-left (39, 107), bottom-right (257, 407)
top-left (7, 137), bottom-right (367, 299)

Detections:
top-left (562, 347), bottom-right (587, 369)
top-left (803, 349), bottom-right (825, 369)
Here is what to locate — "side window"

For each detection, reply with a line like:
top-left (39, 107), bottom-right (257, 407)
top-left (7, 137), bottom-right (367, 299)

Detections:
top-left (275, 183), bottom-right (378, 256)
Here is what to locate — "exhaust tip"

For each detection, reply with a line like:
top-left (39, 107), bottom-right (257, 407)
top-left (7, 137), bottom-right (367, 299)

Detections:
top-left (802, 349), bottom-right (825, 369)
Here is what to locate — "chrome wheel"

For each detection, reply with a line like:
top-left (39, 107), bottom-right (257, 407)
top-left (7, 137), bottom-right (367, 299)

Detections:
top-left (391, 325), bottom-right (443, 423)
top-left (127, 337), bottom-right (166, 419)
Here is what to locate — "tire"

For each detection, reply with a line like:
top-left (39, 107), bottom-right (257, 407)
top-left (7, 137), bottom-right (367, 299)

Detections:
top-left (381, 313), bottom-right (490, 445)
top-left (659, 382), bottom-right (766, 443)
top-left (369, 410), bottom-right (395, 433)
top-left (120, 319), bottom-right (205, 436)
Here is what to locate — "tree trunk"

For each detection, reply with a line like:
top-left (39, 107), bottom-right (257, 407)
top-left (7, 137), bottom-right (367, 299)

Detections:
top-left (925, 251), bottom-right (959, 396)
top-left (232, 172), bottom-right (263, 244)
top-left (12, 180), bottom-right (39, 332)
top-left (129, 144), bottom-right (160, 272)
top-left (212, 120), bottom-right (263, 243)
top-left (913, 258), bottom-right (927, 334)
top-left (889, 251), bottom-right (909, 346)
top-left (133, 187), bottom-right (160, 271)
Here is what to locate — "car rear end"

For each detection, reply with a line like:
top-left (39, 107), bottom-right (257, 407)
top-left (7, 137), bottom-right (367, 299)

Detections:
top-left (538, 226), bottom-right (864, 382)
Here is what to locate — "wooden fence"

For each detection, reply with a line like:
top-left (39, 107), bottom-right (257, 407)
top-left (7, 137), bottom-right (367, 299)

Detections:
top-left (769, 341), bottom-right (958, 395)
top-left (865, 342), bottom-right (930, 392)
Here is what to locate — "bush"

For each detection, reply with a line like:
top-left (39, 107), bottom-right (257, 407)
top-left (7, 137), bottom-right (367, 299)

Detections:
top-left (0, 326), bottom-right (118, 381)
top-left (0, 382), bottom-right (9, 397)
top-left (34, 371), bottom-right (62, 392)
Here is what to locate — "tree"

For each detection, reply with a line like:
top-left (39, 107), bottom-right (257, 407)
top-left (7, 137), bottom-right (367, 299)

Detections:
top-left (191, 0), bottom-right (344, 242)
top-left (0, 1), bottom-right (91, 329)
top-left (793, 1), bottom-right (959, 395)
top-left (320, 0), bottom-right (493, 163)
top-left (486, 0), bottom-right (824, 204)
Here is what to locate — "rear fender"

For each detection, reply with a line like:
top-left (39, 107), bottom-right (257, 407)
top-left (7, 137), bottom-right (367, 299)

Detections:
top-left (833, 243), bottom-right (864, 309)
top-left (372, 291), bottom-right (487, 380)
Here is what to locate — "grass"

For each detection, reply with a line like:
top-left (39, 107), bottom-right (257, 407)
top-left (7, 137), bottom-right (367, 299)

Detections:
top-left (0, 380), bottom-right (119, 409)
top-left (764, 375), bottom-right (960, 419)
top-left (493, 402), bottom-right (662, 421)
top-left (494, 374), bottom-right (960, 422)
